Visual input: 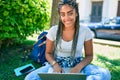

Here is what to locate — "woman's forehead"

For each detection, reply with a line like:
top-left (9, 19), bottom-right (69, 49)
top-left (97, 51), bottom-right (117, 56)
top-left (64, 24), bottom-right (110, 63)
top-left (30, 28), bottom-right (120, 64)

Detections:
top-left (60, 4), bottom-right (75, 12)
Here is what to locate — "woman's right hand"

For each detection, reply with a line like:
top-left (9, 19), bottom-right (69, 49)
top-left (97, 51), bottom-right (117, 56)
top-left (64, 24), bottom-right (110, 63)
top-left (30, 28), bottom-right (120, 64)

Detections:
top-left (53, 63), bottom-right (64, 73)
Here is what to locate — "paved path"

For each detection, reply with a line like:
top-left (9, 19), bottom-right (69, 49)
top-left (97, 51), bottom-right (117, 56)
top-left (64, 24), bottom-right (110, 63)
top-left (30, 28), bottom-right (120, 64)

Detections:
top-left (93, 38), bottom-right (120, 47)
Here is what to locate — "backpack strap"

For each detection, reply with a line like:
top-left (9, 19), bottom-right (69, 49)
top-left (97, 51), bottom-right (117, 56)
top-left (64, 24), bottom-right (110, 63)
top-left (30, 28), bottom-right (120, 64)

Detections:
top-left (38, 41), bottom-right (46, 47)
top-left (38, 34), bottom-right (47, 40)
top-left (33, 33), bottom-right (47, 46)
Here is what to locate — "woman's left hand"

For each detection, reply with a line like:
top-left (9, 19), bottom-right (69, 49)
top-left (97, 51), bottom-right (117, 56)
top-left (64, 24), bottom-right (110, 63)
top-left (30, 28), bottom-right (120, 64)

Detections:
top-left (70, 66), bottom-right (81, 73)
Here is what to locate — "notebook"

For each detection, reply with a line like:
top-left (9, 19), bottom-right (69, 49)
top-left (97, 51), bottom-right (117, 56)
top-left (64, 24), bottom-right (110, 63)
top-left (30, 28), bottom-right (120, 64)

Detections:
top-left (39, 73), bottom-right (86, 80)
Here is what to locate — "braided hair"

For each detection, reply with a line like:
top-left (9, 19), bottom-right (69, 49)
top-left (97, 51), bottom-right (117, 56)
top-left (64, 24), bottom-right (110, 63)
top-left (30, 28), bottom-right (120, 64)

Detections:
top-left (55, 0), bottom-right (80, 59)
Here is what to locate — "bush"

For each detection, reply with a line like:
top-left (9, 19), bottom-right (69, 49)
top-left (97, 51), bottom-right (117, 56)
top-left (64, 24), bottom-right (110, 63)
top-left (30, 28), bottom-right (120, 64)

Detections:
top-left (0, 0), bottom-right (50, 47)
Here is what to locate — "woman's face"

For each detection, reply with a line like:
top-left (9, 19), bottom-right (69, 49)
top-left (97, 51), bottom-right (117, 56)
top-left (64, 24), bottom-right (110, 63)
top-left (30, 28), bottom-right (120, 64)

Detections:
top-left (59, 4), bottom-right (77, 28)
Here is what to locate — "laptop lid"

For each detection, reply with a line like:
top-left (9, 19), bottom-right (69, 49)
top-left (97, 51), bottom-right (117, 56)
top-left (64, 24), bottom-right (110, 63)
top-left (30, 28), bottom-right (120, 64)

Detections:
top-left (39, 73), bottom-right (86, 80)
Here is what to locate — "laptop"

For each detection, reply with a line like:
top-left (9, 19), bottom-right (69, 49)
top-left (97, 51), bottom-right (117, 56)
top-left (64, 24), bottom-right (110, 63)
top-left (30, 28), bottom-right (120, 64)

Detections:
top-left (38, 73), bottom-right (86, 80)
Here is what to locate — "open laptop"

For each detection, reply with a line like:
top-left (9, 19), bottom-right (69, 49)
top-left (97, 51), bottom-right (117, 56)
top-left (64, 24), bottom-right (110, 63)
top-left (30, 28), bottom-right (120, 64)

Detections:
top-left (39, 73), bottom-right (86, 80)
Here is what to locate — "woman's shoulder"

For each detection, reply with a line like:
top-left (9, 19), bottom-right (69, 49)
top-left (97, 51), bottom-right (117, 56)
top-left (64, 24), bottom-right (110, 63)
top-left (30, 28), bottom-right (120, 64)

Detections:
top-left (79, 24), bottom-right (91, 31)
top-left (46, 25), bottom-right (58, 41)
top-left (49, 25), bottom-right (58, 31)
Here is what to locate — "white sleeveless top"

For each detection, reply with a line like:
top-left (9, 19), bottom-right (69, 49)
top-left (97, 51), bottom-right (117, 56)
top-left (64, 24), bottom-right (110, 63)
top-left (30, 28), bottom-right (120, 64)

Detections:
top-left (46, 25), bottom-right (93, 58)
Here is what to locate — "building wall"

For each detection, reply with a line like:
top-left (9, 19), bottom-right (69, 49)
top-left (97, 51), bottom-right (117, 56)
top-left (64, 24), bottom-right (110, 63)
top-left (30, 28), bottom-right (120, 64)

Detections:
top-left (77, 0), bottom-right (91, 22)
top-left (102, 0), bottom-right (118, 20)
top-left (77, 0), bottom-right (119, 22)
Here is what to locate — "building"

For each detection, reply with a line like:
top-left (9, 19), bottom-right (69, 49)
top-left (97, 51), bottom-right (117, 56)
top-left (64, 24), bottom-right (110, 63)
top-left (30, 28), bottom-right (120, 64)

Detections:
top-left (77, 0), bottom-right (120, 22)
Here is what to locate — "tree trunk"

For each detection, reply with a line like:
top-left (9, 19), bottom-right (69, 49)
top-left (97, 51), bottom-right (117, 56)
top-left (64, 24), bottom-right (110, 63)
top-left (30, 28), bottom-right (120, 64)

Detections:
top-left (50, 0), bottom-right (60, 27)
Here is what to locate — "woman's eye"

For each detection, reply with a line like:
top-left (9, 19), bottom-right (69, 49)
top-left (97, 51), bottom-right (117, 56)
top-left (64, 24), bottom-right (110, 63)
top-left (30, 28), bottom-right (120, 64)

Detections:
top-left (68, 12), bottom-right (73, 16)
top-left (60, 14), bottom-right (65, 17)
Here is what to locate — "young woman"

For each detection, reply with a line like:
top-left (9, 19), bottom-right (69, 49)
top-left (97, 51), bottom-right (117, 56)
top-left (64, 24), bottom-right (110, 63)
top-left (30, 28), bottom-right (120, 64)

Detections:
top-left (25, 0), bottom-right (111, 80)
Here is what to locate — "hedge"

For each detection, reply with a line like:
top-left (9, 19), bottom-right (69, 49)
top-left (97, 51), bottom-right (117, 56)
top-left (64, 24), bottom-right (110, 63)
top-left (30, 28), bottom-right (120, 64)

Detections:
top-left (0, 0), bottom-right (50, 46)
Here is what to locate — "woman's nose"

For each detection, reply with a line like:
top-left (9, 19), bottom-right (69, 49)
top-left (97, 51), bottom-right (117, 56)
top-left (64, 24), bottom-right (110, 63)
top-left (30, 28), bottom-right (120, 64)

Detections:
top-left (64, 14), bottom-right (70, 20)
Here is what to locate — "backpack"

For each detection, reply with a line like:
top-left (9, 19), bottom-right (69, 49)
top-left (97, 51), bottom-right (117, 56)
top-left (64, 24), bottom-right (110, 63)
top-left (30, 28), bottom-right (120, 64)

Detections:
top-left (30, 31), bottom-right (48, 65)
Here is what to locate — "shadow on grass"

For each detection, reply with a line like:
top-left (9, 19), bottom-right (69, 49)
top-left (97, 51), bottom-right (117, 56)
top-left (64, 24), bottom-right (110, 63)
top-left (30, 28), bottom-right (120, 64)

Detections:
top-left (0, 40), bottom-right (35, 62)
top-left (97, 54), bottom-right (120, 80)
top-left (0, 40), bottom-right (41, 80)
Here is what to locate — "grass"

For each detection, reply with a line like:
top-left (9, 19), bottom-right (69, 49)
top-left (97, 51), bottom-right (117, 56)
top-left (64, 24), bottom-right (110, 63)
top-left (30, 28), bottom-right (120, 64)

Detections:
top-left (0, 40), bottom-right (40, 80)
top-left (0, 40), bottom-right (120, 80)
top-left (92, 44), bottom-right (120, 80)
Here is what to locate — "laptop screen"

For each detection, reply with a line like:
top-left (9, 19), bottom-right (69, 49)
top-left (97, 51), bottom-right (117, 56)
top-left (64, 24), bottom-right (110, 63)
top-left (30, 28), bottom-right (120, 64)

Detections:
top-left (38, 73), bottom-right (86, 80)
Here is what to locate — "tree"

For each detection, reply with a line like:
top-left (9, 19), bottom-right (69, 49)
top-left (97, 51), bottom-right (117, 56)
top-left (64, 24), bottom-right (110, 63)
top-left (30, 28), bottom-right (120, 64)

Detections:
top-left (50, 0), bottom-right (60, 27)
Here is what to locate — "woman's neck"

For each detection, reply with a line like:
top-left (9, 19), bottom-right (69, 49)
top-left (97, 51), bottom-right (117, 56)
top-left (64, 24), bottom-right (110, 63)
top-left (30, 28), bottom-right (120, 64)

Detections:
top-left (63, 26), bottom-right (75, 31)
top-left (62, 26), bottom-right (75, 41)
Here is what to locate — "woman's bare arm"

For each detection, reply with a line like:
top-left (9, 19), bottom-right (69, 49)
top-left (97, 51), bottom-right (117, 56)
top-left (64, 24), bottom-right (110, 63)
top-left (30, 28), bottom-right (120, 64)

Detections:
top-left (45, 38), bottom-right (55, 64)
top-left (70, 39), bottom-right (93, 73)
top-left (45, 38), bottom-right (63, 72)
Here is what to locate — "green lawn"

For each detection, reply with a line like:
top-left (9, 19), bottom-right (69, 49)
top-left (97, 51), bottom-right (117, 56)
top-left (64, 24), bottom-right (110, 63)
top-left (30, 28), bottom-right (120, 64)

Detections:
top-left (0, 40), bottom-right (120, 80)
top-left (92, 44), bottom-right (120, 80)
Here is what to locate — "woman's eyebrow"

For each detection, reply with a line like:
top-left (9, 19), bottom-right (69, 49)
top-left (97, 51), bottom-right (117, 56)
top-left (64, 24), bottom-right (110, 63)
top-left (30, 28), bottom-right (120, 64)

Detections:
top-left (60, 9), bottom-right (74, 14)
top-left (67, 9), bottom-right (74, 13)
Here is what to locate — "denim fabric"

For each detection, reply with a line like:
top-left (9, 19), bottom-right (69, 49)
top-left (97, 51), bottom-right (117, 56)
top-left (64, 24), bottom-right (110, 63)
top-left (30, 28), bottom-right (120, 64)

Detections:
top-left (56, 56), bottom-right (82, 68)
top-left (24, 63), bottom-right (111, 80)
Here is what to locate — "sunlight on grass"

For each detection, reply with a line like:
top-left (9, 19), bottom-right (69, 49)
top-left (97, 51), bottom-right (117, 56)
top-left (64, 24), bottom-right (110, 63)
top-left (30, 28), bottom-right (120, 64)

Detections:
top-left (93, 44), bottom-right (120, 59)
top-left (92, 43), bottom-right (120, 80)
top-left (26, 33), bottom-right (39, 41)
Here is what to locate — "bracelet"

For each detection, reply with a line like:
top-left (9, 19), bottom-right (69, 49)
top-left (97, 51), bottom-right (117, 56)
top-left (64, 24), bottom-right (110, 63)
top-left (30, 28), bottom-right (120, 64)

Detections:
top-left (51, 61), bottom-right (57, 66)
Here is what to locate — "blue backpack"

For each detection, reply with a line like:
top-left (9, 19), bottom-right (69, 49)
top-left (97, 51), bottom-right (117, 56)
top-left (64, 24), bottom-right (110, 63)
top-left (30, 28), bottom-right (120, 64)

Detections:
top-left (30, 31), bottom-right (48, 65)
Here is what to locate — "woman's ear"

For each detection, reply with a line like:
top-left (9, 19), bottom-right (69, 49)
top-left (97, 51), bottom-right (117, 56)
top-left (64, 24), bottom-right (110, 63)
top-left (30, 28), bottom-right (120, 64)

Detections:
top-left (76, 13), bottom-right (78, 17)
top-left (59, 16), bottom-right (62, 21)
top-left (75, 10), bottom-right (78, 17)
